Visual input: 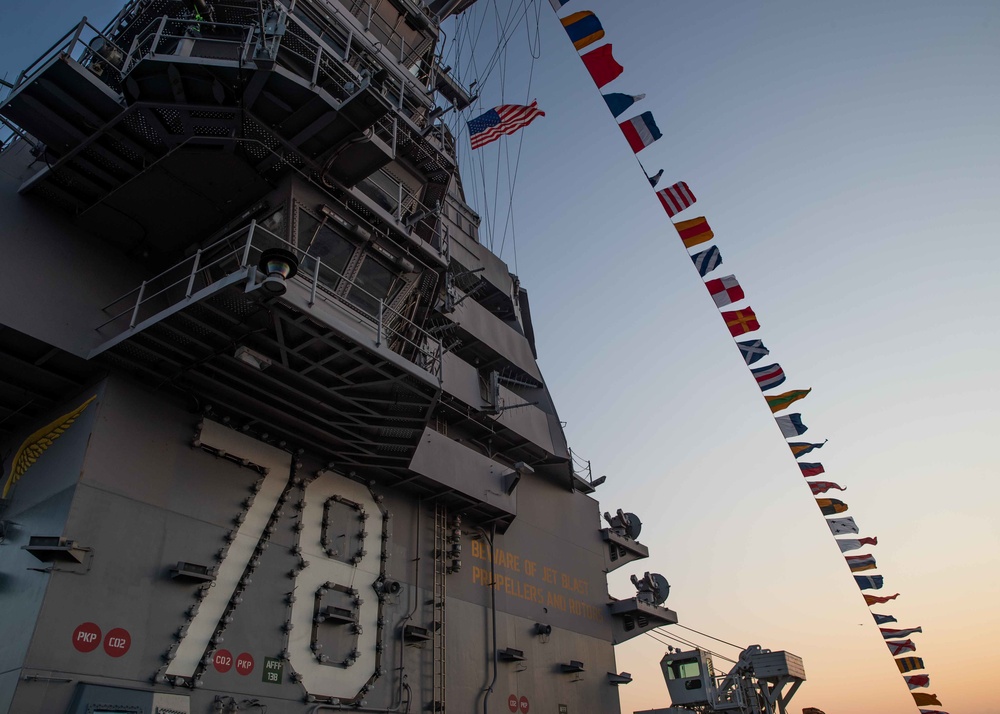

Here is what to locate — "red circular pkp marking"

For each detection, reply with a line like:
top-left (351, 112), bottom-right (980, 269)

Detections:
top-left (235, 652), bottom-right (255, 676)
top-left (507, 694), bottom-right (518, 712)
top-left (72, 622), bottom-right (102, 653)
top-left (103, 627), bottom-right (131, 657)
top-left (519, 695), bottom-right (530, 713)
top-left (213, 649), bottom-right (234, 673)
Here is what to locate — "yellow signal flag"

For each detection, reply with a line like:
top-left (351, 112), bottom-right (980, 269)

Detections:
top-left (674, 216), bottom-right (714, 249)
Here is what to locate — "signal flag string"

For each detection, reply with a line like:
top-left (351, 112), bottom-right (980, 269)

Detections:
top-left (545, 2), bottom-right (946, 712)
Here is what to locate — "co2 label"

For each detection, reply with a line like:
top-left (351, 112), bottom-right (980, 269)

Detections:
top-left (103, 628), bottom-right (131, 657)
top-left (72, 623), bottom-right (131, 657)
top-left (213, 649), bottom-right (234, 673)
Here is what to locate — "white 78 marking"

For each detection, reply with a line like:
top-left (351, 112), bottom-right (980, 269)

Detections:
top-left (168, 421), bottom-right (381, 701)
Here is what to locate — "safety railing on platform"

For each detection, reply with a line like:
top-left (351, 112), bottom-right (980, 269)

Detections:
top-left (569, 447), bottom-right (601, 488)
top-left (284, 0), bottom-right (440, 127)
top-left (96, 220), bottom-right (443, 378)
top-left (9, 17), bottom-right (131, 95)
top-left (289, 0), bottom-right (438, 80)
top-left (123, 16), bottom-right (257, 73)
top-left (354, 166), bottom-right (446, 251)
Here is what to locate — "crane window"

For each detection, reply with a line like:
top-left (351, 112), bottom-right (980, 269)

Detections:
top-left (666, 658), bottom-right (701, 680)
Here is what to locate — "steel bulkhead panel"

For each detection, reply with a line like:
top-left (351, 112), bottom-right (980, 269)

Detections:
top-left (0, 387), bottom-right (103, 713)
top-left (449, 474), bottom-right (612, 641)
top-left (407, 427), bottom-right (516, 516)
top-left (443, 293), bottom-right (542, 382)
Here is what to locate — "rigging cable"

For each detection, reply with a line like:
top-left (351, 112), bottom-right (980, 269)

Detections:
top-left (653, 625), bottom-right (745, 659)
top-left (496, 0), bottom-right (542, 273)
top-left (449, 1), bottom-right (530, 223)
top-left (673, 623), bottom-right (746, 651)
top-left (448, 0), bottom-right (539, 256)
top-left (488, 0), bottom-right (509, 253)
top-left (652, 627), bottom-right (726, 655)
top-left (644, 630), bottom-right (738, 666)
top-left (470, 0), bottom-right (531, 96)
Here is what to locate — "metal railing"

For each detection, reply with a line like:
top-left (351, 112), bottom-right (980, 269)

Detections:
top-left (290, 0), bottom-right (438, 80)
top-left (568, 447), bottom-right (599, 487)
top-left (284, 0), bottom-right (438, 125)
top-left (6, 3), bottom-right (447, 129)
top-left (354, 166), bottom-right (448, 252)
top-left (96, 220), bottom-right (443, 378)
top-left (122, 16), bottom-right (258, 74)
top-left (9, 17), bottom-right (131, 95)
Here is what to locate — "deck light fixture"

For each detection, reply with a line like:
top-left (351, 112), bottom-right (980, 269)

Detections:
top-left (258, 248), bottom-right (299, 295)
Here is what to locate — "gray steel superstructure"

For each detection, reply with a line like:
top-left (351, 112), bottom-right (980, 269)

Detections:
top-left (0, 2), bottom-right (677, 712)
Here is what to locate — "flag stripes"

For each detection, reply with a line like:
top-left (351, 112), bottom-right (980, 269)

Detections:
top-left (750, 363), bottom-right (786, 391)
top-left (562, 11), bottom-right (604, 51)
top-left (809, 480), bottom-right (846, 495)
top-left (837, 536), bottom-right (877, 553)
top-left (766, 389), bottom-right (811, 413)
top-left (657, 182), bottom-right (696, 216)
top-left (864, 592), bottom-right (899, 605)
top-left (776, 413), bottom-right (808, 437)
top-left (881, 626), bottom-right (923, 639)
top-left (468, 102), bottom-right (545, 149)
top-left (798, 462), bottom-right (825, 477)
top-left (691, 246), bottom-right (722, 276)
top-left (896, 657), bottom-right (925, 673)
top-left (845, 554), bottom-right (876, 572)
top-left (619, 111), bottom-right (662, 152)
top-left (789, 441), bottom-right (826, 458)
top-left (675, 216), bottom-right (714, 249)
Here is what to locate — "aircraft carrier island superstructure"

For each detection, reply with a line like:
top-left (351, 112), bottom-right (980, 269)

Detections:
top-left (0, 1), bottom-right (678, 712)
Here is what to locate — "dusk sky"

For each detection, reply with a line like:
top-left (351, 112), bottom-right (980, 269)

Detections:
top-left (441, 1), bottom-right (999, 712)
top-left (3, 1), bottom-right (997, 712)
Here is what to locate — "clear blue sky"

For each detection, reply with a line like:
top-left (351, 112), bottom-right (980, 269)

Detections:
top-left (3, 2), bottom-right (998, 712)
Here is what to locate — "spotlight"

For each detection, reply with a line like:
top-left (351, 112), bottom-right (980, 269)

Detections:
top-left (258, 248), bottom-right (299, 295)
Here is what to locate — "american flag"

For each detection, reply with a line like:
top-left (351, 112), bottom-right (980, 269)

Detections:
top-left (467, 102), bottom-right (545, 150)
